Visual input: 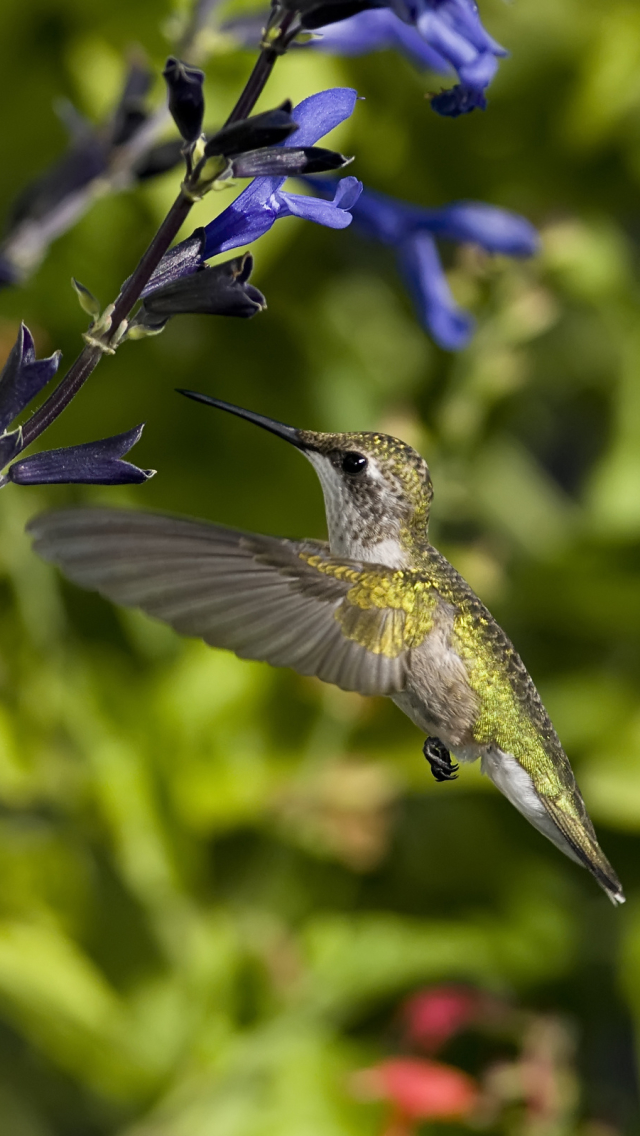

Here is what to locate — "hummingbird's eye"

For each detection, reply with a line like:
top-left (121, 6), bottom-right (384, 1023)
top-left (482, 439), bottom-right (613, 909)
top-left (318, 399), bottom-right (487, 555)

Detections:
top-left (341, 451), bottom-right (368, 475)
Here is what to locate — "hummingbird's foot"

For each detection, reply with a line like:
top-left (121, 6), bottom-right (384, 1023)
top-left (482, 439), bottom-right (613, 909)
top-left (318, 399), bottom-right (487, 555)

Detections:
top-left (423, 736), bottom-right (459, 783)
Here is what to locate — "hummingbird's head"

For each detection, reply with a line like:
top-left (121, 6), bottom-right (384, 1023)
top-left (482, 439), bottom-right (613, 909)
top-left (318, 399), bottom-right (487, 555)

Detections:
top-left (179, 392), bottom-right (434, 566)
top-left (297, 428), bottom-right (433, 564)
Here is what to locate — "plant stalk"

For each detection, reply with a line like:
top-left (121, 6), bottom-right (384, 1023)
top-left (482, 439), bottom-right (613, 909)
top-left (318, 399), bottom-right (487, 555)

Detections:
top-left (19, 15), bottom-right (294, 454)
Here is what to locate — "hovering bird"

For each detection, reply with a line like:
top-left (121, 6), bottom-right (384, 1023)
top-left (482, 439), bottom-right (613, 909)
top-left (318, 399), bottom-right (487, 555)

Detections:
top-left (28, 392), bottom-right (624, 905)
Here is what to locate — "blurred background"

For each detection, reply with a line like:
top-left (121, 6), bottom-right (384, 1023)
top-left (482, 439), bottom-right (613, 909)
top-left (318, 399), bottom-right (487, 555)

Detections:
top-left (0, 0), bottom-right (639, 1132)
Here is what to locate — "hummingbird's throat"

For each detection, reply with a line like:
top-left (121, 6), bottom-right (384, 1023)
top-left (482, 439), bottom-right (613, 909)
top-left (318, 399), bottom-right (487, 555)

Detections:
top-left (305, 451), bottom-right (415, 569)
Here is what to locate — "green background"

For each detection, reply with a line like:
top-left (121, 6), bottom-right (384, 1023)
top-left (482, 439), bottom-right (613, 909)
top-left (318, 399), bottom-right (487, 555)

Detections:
top-left (0, 0), bottom-right (639, 1131)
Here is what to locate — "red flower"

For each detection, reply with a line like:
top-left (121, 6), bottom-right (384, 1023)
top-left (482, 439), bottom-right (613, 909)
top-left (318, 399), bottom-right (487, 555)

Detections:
top-left (351, 1056), bottom-right (479, 1126)
top-left (401, 985), bottom-right (479, 1053)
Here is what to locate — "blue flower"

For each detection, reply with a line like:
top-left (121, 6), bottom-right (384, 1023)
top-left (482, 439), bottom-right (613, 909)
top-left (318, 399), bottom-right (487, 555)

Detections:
top-left (146, 89), bottom-right (362, 295)
top-left (312, 1), bottom-right (507, 116)
top-left (304, 179), bottom-right (539, 350)
top-left (202, 87), bottom-right (362, 257)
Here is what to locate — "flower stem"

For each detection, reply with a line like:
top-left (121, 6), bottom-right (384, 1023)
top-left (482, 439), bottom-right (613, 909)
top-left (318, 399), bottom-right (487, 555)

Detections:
top-left (225, 11), bottom-right (297, 124)
top-left (21, 191), bottom-right (192, 448)
top-left (226, 53), bottom-right (276, 124)
top-left (110, 192), bottom-right (192, 332)
top-left (18, 11), bottom-right (294, 454)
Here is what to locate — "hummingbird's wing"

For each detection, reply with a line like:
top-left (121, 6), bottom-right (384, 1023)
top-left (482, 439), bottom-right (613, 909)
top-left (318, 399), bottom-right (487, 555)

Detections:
top-left (28, 507), bottom-right (436, 697)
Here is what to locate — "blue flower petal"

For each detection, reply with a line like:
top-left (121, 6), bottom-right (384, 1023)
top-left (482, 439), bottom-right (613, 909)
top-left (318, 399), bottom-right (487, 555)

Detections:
top-left (287, 87), bottom-right (358, 148)
top-left (332, 175), bottom-right (364, 210)
top-left (416, 9), bottom-right (479, 71)
top-left (277, 185), bottom-right (359, 228)
top-left (8, 424), bottom-right (155, 485)
top-left (349, 186), bottom-right (413, 244)
top-left (399, 233), bottom-right (474, 350)
top-left (202, 196), bottom-right (280, 258)
top-left (413, 201), bottom-right (540, 255)
top-left (314, 9), bottom-right (453, 72)
top-left (458, 50), bottom-right (498, 89)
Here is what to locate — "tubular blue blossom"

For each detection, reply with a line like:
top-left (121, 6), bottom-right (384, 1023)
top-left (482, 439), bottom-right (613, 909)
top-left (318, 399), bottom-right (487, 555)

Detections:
top-left (400, 233), bottom-right (473, 349)
top-left (202, 87), bottom-right (361, 259)
top-left (304, 178), bottom-right (539, 350)
top-left (311, 1), bottom-right (507, 116)
top-left (202, 173), bottom-right (361, 258)
top-left (145, 88), bottom-right (362, 297)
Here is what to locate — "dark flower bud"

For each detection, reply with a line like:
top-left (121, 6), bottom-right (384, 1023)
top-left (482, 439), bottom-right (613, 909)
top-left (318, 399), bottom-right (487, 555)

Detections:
top-left (134, 253), bottom-right (265, 331)
top-left (140, 229), bottom-right (206, 297)
top-left (204, 101), bottom-right (296, 159)
top-left (163, 57), bottom-right (205, 143)
top-left (7, 425), bottom-right (154, 486)
top-left (228, 145), bottom-right (351, 178)
top-left (0, 323), bottom-right (61, 434)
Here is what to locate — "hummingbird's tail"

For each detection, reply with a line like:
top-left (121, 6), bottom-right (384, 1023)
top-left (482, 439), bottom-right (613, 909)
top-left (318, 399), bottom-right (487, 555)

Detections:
top-left (543, 798), bottom-right (625, 906)
top-left (481, 749), bottom-right (625, 905)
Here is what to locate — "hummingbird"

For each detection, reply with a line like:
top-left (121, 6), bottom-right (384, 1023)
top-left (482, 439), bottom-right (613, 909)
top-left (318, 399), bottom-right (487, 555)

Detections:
top-left (28, 392), bottom-right (624, 905)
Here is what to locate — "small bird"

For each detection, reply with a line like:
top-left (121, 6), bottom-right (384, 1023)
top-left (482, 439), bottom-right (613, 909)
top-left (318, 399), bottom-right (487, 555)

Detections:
top-left (28, 392), bottom-right (624, 905)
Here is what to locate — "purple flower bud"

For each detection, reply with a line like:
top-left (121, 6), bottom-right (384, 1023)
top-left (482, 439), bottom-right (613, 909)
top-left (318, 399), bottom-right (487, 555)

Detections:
top-left (228, 146), bottom-right (351, 179)
top-left (7, 425), bottom-right (154, 486)
top-left (135, 253), bottom-right (266, 330)
top-left (205, 103), bottom-right (297, 158)
top-left (0, 324), bottom-right (61, 433)
top-left (163, 57), bottom-right (205, 143)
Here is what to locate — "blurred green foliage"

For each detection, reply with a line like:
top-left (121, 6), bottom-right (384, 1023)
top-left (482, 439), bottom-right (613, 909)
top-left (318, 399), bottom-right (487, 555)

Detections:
top-left (1, 0), bottom-right (640, 1132)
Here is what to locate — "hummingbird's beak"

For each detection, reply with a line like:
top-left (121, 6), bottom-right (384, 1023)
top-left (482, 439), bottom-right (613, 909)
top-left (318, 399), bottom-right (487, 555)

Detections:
top-left (178, 390), bottom-right (313, 450)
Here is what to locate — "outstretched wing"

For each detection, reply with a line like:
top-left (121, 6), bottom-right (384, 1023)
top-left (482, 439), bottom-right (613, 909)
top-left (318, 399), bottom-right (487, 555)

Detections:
top-left (28, 508), bottom-right (436, 696)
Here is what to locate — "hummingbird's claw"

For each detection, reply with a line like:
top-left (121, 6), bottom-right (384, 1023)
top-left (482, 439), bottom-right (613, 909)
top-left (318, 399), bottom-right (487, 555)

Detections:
top-left (423, 736), bottom-right (458, 783)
